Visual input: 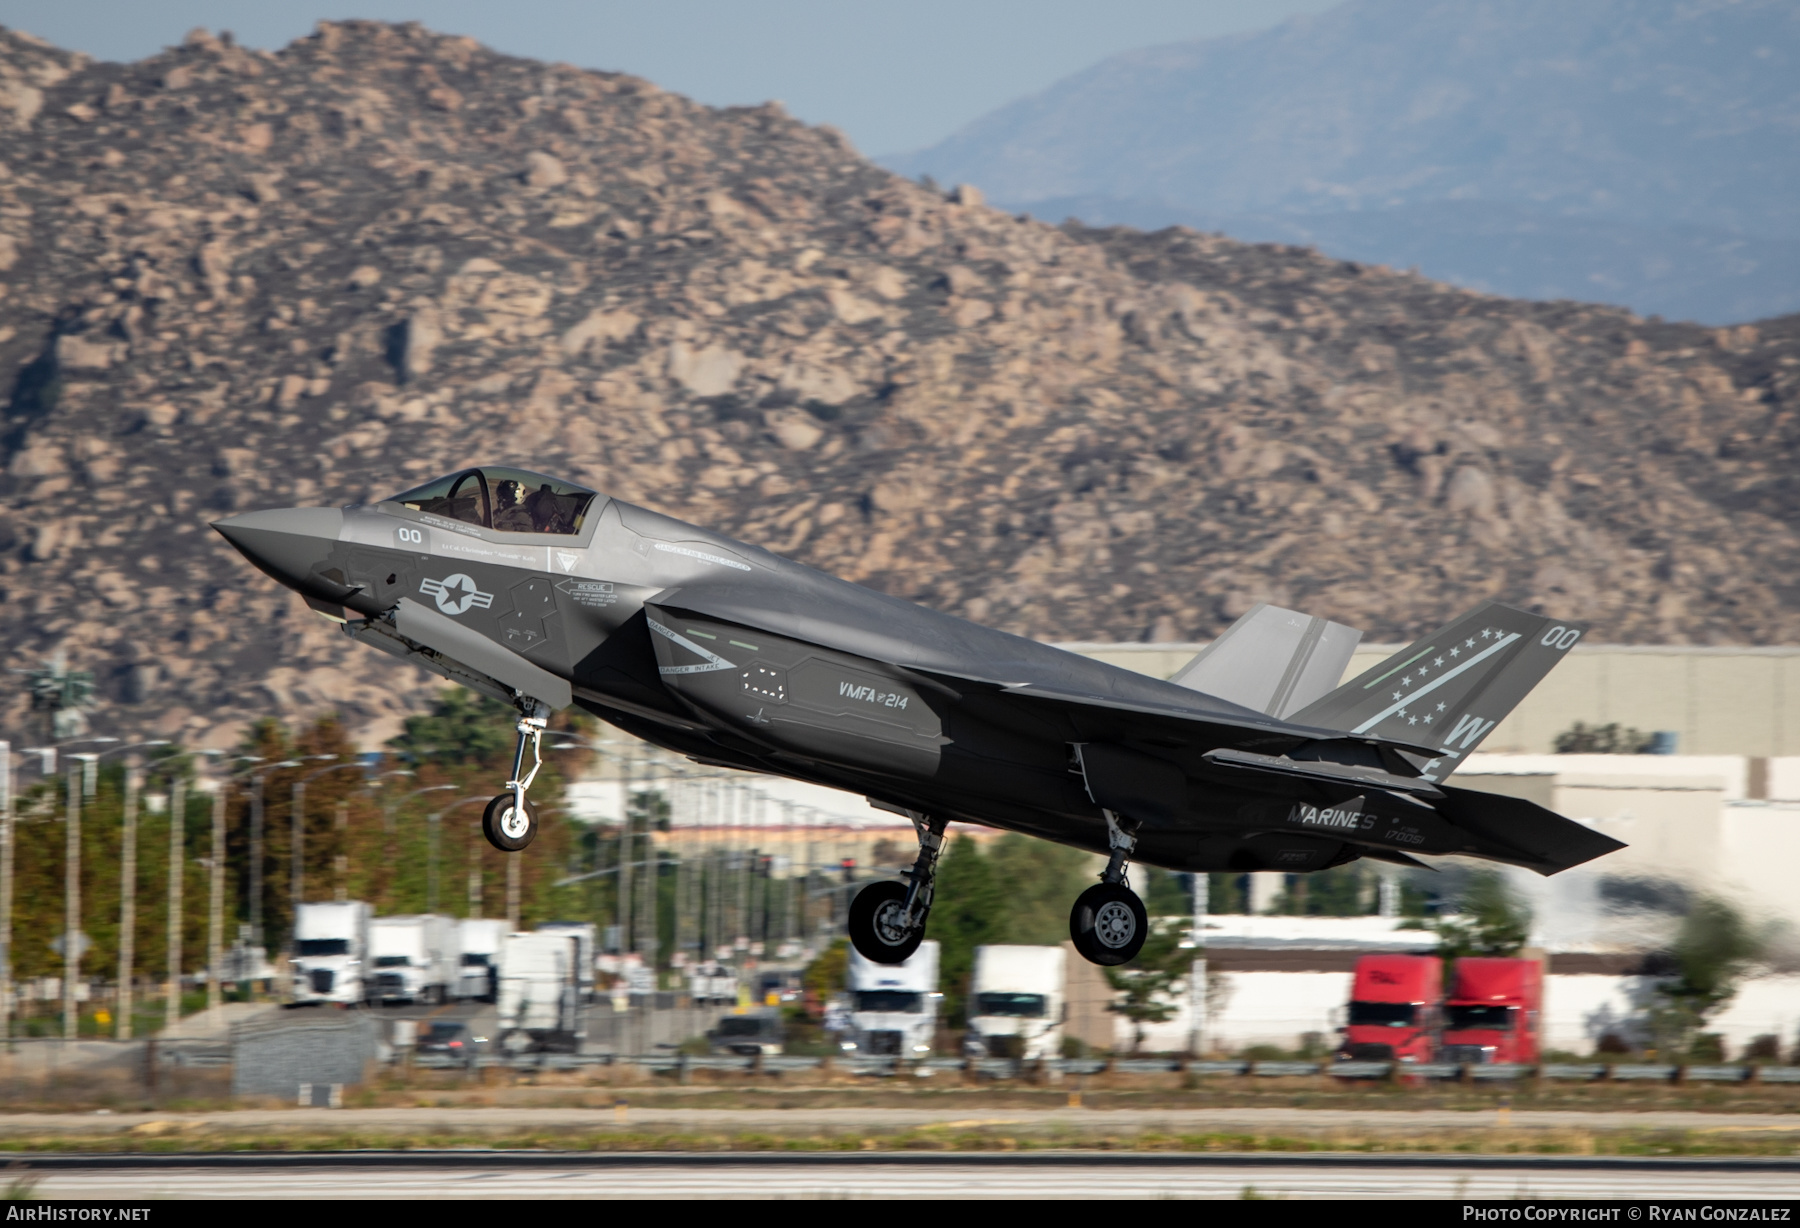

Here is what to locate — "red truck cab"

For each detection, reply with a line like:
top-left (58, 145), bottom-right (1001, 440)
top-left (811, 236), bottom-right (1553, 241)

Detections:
top-left (1337, 954), bottom-right (1442, 1064)
top-left (1440, 957), bottom-right (1542, 1064)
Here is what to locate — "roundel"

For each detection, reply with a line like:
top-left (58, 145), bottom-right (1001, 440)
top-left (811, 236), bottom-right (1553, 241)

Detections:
top-left (420, 572), bottom-right (494, 616)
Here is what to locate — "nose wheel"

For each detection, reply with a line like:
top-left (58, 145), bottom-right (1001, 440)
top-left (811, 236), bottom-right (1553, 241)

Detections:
top-left (1070, 883), bottom-right (1147, 966)
top-left (1069, 808), bottom-right (1147, 965)
top-left (849, 880), bottom-right (922, 963)
top-left (483, 701), bottom-right (547, 852)
top-left (483, 793), bottom-right (538, 852)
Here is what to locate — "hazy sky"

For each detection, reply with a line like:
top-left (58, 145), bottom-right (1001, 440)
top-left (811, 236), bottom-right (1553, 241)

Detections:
top-left (0, 0), bottom-right (1340, 156)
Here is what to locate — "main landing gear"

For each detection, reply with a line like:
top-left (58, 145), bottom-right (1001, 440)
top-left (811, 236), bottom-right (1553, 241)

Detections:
top-left (1069, 810), bottom-right (1148, 966)
top-left (483, 700), bottom-right (547, 852)
top-left (848, 811), bottom-right (946, 965)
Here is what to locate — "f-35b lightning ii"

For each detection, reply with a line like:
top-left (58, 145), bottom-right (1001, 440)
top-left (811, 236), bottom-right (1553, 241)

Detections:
top-left (215, 465), bottom-right (1622, 966)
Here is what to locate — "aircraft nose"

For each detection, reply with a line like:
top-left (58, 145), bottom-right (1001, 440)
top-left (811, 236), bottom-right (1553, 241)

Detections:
top-left (212, 506), bottom-right (343, 591)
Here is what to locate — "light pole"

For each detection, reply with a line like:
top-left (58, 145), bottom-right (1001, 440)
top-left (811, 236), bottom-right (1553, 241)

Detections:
top-left (105, 741), bottom-right (170, 1039)
top-left (379, 782), bottom-right (456, 907)
top-left (289, 760), bottom-right (365, 950)
top-left (0, 740), bottom-right (11, 1046)
top-left (243, 759), bottom-right (302, 989)
top-left (63, 760), bottom-right (81, 1041)
top-left (424, 795), bottom-right (485, 915)
top-left (7, 734), bottom-right (117, 1041)
top-left (193, 755), bottom-right (271, 1019)
top-left (162, 767), bottom-right (186, 1031)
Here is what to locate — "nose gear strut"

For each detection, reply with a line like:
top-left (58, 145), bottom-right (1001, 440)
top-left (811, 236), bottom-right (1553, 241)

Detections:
top-left (483, 699), bottom-right (548, 852)
top-left (847, 809), bottom-right (946, 964)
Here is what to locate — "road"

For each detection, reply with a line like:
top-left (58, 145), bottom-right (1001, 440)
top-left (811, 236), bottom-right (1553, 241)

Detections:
top-left (17, 1152), bottom-right (1800, 1200)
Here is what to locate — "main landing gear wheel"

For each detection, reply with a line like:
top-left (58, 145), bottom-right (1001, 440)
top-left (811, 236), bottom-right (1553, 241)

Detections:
top-left (483, 793), bottom-right (538, 852)
top-left (849, 880), bottom-right (924, 964)
top-left (1070, 882), bottom-right (1148, 966)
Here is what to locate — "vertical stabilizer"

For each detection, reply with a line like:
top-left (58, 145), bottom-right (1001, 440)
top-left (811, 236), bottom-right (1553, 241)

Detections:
top-left (1170, 603), bottom-right (1362, 718)
top-left (1286, 601), bottom-right (1588, 779)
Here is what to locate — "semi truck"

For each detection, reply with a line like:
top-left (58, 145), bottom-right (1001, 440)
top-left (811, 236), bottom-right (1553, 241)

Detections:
top-left (1336, 953), bottom-right (1442, 1064)
top-left (966, 945), bottom-right (1065, 1060)
top-left (846, 940), bottom-right (940, 1057)
top-left (538, 921), bottom-right (598, 1001)
top-left (369, 914), bottom-right (459, 1004)
top-left (290, 901), bottom-right (371, 1007)
top-left (457, 918), bottom-right (505, 1002)
top-left (498, 930), bottom-right (585, 1053)
top-left (1440, 957), bottom-right (1543, 1065)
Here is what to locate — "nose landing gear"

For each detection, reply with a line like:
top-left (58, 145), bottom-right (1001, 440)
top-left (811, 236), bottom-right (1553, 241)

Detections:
top-left (1069, 810), bottom-right (1148, 966)
top-left (848, 811), bottom-right (945, 964)
top-left (482, 701), bottom-right (547, 852)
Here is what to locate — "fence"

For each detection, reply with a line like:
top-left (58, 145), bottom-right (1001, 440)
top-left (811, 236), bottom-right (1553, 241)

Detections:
top-left (5, 1034), bottom-right (1800, 1095)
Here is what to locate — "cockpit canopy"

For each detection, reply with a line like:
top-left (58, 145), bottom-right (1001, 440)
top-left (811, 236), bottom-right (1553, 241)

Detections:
top-left (387, 467), bottom-right (598, 536)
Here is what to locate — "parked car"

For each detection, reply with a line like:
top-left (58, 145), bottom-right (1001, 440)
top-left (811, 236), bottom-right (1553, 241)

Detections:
top-left (709, 1012), bottom-right (784, 1056)
top-left (415, 1020), bottom-right (486, 1067)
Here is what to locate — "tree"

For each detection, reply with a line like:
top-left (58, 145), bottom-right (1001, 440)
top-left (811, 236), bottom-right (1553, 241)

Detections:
top-left (1553, 721), bottom-right (1657, 754)
top-left (1650, 895), bottom-right (1762, 1056)
top-left (388, 687), bottom-right (517, 769)
top-left (803, 938), bottom-right (849, 1003)
top-left (1430, 870), bottom-right (1531, 962)
top-left (929, 835), bottom-right (1005, 1026)
top-left (1104, 923), bottom-right (1193, 1053)
top-left (984, 834), bottom-right (1095, 941)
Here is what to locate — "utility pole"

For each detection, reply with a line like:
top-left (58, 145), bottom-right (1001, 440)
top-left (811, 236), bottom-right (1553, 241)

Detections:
top-left (165, 776), bottom-right (185, 1030)
top-left (63, 763), bottom-right (81, 1042)
top-left (117, 757), bottom-right (140, 1039)
top-left (333, 802), bottom-right (348, 904)
top-left (427, 809), bottom-right (440, 914)
top-left (505, 852), bottom-right (520, 931)
top-left (291, 775), bottom-right (305, 941)
top-left (249, 773), bottom-right (266, 955)
top-left (468, 819), bottom-right (483, 919)
top-left (0, 741), bottom-right (11, 1045)
top-left (207, 784), bottom-right (225, 1021)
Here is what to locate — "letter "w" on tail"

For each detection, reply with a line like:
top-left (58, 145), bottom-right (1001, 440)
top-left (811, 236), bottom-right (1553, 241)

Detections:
top-left (1442, 714), bottom-right (1496, 752)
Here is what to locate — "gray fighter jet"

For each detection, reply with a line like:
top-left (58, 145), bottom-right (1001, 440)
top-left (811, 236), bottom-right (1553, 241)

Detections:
top-left (215, 465), bottom-right (1622, 966)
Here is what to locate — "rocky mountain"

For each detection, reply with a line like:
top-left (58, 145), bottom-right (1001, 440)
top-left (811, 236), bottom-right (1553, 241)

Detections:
top-left (1, 21), bottom-right (1798, 751)
top-left (885, 0), bottom-right (1800, 324)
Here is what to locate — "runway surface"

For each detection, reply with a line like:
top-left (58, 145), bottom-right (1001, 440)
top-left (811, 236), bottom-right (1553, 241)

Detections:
top-left (21, 1153), bottom-right (1800, 1200)
top-left (9, 1105), bottom-right (1800, 1136)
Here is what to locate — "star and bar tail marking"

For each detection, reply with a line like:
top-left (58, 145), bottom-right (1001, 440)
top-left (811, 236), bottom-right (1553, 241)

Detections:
top-left (1349, 630), bottom-right (1519, 735)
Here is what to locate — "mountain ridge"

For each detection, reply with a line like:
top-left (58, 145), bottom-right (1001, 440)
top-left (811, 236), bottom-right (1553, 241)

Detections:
top-left (886, 0), bottom-right (1800, 323)
top-left (0, 21), bottom-right (1796, 750)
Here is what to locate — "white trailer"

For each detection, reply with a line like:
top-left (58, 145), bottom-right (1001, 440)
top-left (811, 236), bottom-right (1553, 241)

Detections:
top-left (967, 945), bottom-right (1066, 1060)
top-left (498, 930), bottom-right (584, 1052)
top-left (537, 921), bottom-right (598, 1002)
top-left (290, 901), bottom-right (371, 1007)
top-left (847, 940), bottom-right (940, 1057)
top-left (457, 918), bottom-right (505, 1002)
top-left (369, 914), bottom-right (458, 1004)
top-left (686, 960), bottom-right (737, 1004)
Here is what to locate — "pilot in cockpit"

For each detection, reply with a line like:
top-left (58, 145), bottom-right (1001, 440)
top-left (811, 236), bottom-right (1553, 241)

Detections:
top-left (492, 480), bottom-right (534, 532)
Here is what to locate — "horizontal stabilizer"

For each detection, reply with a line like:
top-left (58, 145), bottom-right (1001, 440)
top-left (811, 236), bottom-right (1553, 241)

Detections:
top-left (1434, 783), bottom-right (1626, 876)
top-left (1203, 747), bottom-right (1444, 798)
top-left (1171, 603), bottom-right (1362, 718)
top-left (1362, 847), bottom-right (1436, 871)
top-left (1287, 601), bottom-right (1587, 778)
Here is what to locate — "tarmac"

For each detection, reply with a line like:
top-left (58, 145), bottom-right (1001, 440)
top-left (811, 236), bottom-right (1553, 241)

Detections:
top-left (13, 1151), bottom-right (1800, 1200)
